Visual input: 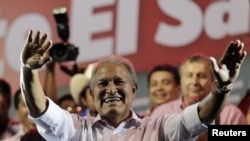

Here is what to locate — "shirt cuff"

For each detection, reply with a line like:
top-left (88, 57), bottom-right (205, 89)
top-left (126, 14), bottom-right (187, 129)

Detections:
top-left (183, 103), bottom-right (207, 136)
top-left (29, 97), bottom-right (65, 129)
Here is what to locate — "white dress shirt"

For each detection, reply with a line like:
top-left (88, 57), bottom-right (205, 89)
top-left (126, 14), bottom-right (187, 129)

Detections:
top-left (31, 98), bottom-right (207, 141)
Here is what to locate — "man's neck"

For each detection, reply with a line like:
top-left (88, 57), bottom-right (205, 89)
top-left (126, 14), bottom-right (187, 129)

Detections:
top-left (103, 111), bottom-right (132, 128)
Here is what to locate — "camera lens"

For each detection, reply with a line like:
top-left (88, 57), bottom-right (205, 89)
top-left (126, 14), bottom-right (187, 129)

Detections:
top-left (50, 43), bottom-right (68, 62)
top-left (49, 43), bottom-right (79, 62)
top-left (53, 46), bottom-right (67, 57)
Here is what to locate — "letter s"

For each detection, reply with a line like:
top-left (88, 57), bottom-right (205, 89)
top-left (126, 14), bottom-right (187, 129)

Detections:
top-left (155, 0), bottom-right (203, 47)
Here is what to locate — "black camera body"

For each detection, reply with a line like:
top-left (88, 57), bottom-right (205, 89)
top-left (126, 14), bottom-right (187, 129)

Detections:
top-left (50, 42), bottom-right (79, 62)
top-left (50, 7), bottom-right (79, 62)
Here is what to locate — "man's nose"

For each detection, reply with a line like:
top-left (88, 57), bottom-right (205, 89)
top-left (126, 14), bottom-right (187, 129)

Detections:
top-left (191, 76), bottom-right (200, 84)
top-left (156, 83), bottom-right (164, 90)
top-left (105, 83), bottom-right (117, 94)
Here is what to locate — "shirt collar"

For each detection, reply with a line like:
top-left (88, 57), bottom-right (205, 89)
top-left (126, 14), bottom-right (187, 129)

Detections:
top-left (92, 110), bottom-right (142, 128)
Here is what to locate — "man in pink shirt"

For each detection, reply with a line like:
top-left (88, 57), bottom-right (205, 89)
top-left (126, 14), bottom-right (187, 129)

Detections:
top-left (142, 64), bottom-right (181, 117)
top-left (20, 30), bottom-right (247, 141)
top-left (152, 54), bottom-right (247, 140)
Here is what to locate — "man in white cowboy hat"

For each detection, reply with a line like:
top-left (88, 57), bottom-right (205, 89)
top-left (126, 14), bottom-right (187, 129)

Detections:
top-left (70, 63), bottom-right (98, 117)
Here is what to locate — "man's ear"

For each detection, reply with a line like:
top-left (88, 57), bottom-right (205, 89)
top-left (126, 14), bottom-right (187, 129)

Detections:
top-left (132, 83), bottom-right (138, 98)
top-left (133, 83), bottom-right (138, 93)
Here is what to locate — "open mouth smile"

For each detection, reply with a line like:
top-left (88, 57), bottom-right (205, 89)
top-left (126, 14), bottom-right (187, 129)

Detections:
top-left (103, 97), bottom-right (122, 103)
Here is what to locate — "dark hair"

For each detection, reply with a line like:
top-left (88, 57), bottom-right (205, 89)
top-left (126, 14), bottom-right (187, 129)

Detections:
top-left (147, 64), bottom-right (180, 86)
top-left (13, 88), bottom-right (22, 110)
top-left (20, 129), bottom-right (46, 141)
top-left (57, 93), bottom-right (74, 106)
top-left (0, 79), bottom-right (11, 106)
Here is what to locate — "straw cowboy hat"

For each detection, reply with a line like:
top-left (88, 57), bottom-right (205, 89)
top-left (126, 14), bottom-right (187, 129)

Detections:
top-left (69, 63), bottom-right (96, 104)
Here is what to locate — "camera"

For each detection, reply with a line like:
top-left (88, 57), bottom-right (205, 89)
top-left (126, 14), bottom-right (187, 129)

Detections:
top-left (49, 42), bottom-right (79, 62)
top-left (50, 6), bottom-right (79, 62)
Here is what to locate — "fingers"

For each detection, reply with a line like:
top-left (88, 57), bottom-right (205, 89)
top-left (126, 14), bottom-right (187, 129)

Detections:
top-left (223, 40), bottom-right (234, 57)
top-left (210, 57), bottom-right (219, 73)
top-left (43, 40), bottom-right (53, 60)
top-left (39, 33), bottom-right (48, 45)
top-left (39, 56), bottom-right (51, 66)
top-left (30, 30), bottom-right (51, 53)
top-left (34, 30), bottom-right (41, 44)
top-left (233, 40), bottom-right (246, 63)
top-left (241, 51), bottom-right (247, 61)
top-left (27, 30), bottom-right (33, 43)
top-left (42, 39), bottom-right (52, 52)
top-left (29, 30), bottom-right (48, 45)
top-left (223, 40), bottom-right (245, 63)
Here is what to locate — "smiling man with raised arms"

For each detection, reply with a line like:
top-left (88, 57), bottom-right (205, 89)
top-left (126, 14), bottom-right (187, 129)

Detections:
top-left (20, 30), bottom-right (246, 141)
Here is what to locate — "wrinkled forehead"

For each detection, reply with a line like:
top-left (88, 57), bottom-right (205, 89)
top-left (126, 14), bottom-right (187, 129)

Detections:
top-left (181, 60), bottom-right (214, 78)
top-left (94, 63), bottom-right (130, 79)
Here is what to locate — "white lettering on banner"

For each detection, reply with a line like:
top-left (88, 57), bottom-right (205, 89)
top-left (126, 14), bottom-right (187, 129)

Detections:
top-left (71, 0), bottom-right (140, 62)
top-left (155, 0), bottom-right (203, 47)
top-left (155, 0), bottom-right (250, 47)
top-left (115, 0), bottom-right (140, 55)
top-left (5, 14), bottom-right (51, 72)
top-left (71, 0), bottom-right (115, 62)
top-left (205, 0), bottom-right (249, 39)
top-left (0, 0), bottom-right (249, 74)
top-left (0, 9), bottom-right (7, 76)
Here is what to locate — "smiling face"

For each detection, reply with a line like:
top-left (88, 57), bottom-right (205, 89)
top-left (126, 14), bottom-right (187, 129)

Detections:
top-left (91, 63), bottom-right (136, 125)
top-left (180, 56), bottom-right (215, 106)
top-left (148, 71), bottom-right (180, 108)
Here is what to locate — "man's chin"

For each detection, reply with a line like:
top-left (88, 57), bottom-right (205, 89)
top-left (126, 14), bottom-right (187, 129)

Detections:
top-left (103, 108), bottom-right (120, 116)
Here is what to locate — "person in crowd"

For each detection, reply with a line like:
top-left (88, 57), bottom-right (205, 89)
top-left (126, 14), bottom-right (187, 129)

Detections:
top-left (20, 30), bottom-right (246, 140)
top-left (151, 53), bottom-right (247, 141)
top-left (57, 93), bottom-right (82, 115)
top-left (0, 79), bottom-right (22, 140)
top-left (14, 88), bottom-right (36, 134)
top-left (142, 64), bottom-right (181, 117)
top-left (70, 64), bottom-right (98, 117)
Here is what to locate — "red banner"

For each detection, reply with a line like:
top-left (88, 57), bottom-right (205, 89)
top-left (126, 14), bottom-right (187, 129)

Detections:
top-left (0, 0), bottom-right (249, 91)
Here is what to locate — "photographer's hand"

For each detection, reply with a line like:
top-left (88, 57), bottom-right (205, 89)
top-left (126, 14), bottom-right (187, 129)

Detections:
top-left (21, 30), bottom-right (52, 69)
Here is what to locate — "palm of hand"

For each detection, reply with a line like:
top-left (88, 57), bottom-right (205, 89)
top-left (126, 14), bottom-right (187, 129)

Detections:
top-left (21, 30), bottom-right (52, 69)
top-left (213, 40), bottom-right (247, 86)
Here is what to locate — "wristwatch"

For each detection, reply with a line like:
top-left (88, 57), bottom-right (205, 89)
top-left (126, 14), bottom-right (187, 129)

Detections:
top-left (214, 82), bottom-right (233, 94)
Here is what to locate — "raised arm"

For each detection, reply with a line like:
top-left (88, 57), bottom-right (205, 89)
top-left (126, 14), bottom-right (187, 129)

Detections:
top-left (20, 30), bottom-right (52, 117)
top-left (198, 40), bottom-right (247, 125)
